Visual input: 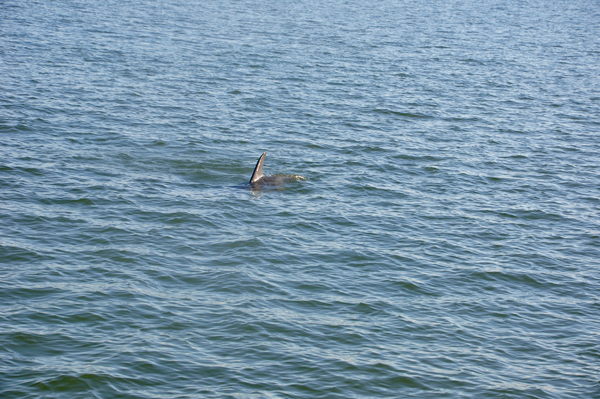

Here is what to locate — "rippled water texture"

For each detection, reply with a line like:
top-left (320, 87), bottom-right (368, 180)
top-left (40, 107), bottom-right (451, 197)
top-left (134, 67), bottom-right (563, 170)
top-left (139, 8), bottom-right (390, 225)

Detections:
top-left (2, 0), bottom-right (600, 397)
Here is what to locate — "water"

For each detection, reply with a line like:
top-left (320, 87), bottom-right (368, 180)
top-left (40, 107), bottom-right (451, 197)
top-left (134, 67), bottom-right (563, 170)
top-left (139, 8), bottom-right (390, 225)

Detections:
top-left (2, 0), bottom-right (600, 397)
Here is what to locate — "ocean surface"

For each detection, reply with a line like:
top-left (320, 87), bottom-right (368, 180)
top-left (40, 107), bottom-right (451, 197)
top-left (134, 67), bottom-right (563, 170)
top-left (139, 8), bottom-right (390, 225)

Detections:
top-left (1, 0), bottom-right (600, 397)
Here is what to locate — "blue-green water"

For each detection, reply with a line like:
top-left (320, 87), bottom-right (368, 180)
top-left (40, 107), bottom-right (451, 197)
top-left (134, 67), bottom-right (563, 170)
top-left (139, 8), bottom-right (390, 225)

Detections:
top-left (2, 0), bottom-right (600, 397)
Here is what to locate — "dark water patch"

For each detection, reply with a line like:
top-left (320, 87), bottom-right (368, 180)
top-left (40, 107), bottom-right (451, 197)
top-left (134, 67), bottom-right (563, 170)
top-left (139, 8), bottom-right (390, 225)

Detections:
top-left (0, 243), bottom-right (47, 263)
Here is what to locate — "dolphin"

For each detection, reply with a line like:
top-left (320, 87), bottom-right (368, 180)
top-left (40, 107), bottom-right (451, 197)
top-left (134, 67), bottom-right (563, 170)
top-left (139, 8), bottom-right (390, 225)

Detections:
top-left (247, 152), bottom-right (305, 189)
top-left (249, 152), bottom-right (268, 184)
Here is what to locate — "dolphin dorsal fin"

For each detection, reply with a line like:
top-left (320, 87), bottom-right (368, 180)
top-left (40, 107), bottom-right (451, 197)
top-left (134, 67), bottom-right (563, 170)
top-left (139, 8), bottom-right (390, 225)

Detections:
top-left (249, 152), bottom-right (266, 183)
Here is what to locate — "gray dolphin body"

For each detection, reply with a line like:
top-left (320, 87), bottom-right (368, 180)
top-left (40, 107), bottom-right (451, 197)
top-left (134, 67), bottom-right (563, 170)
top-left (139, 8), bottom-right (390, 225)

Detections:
top-left (248, 152), bottom-right (305, 189)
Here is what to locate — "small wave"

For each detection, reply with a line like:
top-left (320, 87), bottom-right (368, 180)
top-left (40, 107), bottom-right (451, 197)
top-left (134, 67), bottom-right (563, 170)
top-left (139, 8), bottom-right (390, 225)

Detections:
top-left (371, 108), bottom-right (434, 119)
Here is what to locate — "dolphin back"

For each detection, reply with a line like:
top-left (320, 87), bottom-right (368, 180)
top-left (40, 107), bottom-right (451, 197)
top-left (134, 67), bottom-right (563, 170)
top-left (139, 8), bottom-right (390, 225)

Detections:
top-left (249, 152), bottom-right (266, 183)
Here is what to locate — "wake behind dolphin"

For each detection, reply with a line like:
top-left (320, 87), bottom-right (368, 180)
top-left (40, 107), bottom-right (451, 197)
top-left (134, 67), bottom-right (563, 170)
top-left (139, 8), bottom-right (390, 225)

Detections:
top-left (247, 152), bottom-right (306, 189)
